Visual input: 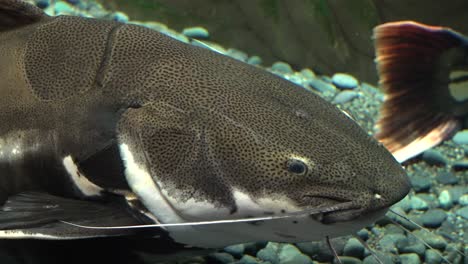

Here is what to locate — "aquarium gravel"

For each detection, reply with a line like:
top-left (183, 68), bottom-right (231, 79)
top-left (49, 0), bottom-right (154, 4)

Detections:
top-left (24, 1), bottom-right (468, 263)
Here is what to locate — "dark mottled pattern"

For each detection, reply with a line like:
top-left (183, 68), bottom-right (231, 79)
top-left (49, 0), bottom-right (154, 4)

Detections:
top-left (25, 16), bottom-right (119, 100)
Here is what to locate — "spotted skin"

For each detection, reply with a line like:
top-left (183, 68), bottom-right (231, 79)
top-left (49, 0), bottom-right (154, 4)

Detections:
top-left (0, 0), bottom-right (410, 247)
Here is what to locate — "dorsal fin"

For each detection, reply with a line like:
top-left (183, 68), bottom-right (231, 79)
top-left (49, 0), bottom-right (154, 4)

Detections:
top-left (0, 0), bottom-right (46, 31)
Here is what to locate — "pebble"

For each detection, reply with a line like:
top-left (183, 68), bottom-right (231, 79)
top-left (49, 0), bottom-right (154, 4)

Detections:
top-left (336, 256), bottom-right (363, 264)
top-left (409, 175), bottom-right (432, 192)
top-left (332, 90), bottom-right (360, 104)
top-left (396, 235), bottom-right (426, 256)
top-left (237, 255), bottom-right (261, 264)
top-left (332, 73), bottom-right (358, 89)
top-left (206, 252), bottom-right (235, 264)
top-left (182, 26), bottom-right (210, 39)
top-left (343, 238), bottom-right (364, 258)
top-left (455, 206), bottom-right (468, 219)
top-left (452, 129), bottom-right (468, 144)
top-left (308, 78), bottom-right (337, 94)
top-left (459, 194), bottom-right (468, 205)
top-left (447, 186), bottom-right (468, 201)
top-left (393, 195), bottom-right (411, 212)
top-left (112, 11), bottom-right (129, 23)
top-left (435, 171), bottom-right (459, 185)
top-left (424, 249), bottom-right (442, 264)
top-left (451, 160), bottom-right (468, 171)
top-left (378, 233), bottom-right (407, 254)
top-left (300, 68), bottom-right (316, 80)
top-left (356, 229), bottom-right (369, 241)
top-left (362, 252), bottom-right (398, 264)
top-left (399, 253), bottom-right (421, 264)
top-left (35, 0), bottom-right (50, 9)
top-left (52, 1), bottom-right (76, 15)
top-left (257, 242), bottom-right (279, 264)
top-left (421, 149), bottom-right (447, 166)
top-left (412, 230), bottom-right (447, 250)
top-left (271, 62), bottom-right (294, 74)
top-left (277, 244), bottom-right (313, 264)
top-left (295, 241), bottom-right (320, 258)
top-left (247, 56), bottom-right (262, 65)
top-left (421, 209), bottom-right (447, 228)
top-left (224, 244), bottom-right (245, 258)
top-left (410, 196), bottom-right (429, 210)
top-left (438, 190), bottom-right (453, 209)
top-left (226, 48), bottom-right (248, 62)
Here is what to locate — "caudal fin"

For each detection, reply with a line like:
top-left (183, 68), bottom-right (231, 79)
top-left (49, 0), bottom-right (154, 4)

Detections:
top-left (373, 21), bottom-right (468, 162)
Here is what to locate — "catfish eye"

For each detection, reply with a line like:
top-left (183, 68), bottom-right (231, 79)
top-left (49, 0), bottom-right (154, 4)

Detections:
top-left (286, 159), bottom-right (308, 175)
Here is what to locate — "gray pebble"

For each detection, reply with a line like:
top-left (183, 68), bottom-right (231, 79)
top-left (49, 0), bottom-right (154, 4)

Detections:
top-left (278, 244), bottom-right (313, 264)
top-left (412, 230), bottom-right (447, 250)
top-left (332, 73), bottom-right (358, 89)
top-left (452, 130), bottom-right (468, 144)
top-left (236, 255), bottom-right (261, 264)
top-left (399, 253), bottom-right (421, 264)
top-left (438, 190), bottom-right (453, 209)
top-left (422, 149), bottom-right (447, 166)
top-left (308, 78), bottom-right (337, 94)
top-left (410, 196), bottom-right (429, 210)
top-left (247, 56), bottom-right (262, 65)
top-left (224, 244), bottom-right (245, 258)
top-left (336, 256), bottom-right (363, 264)
top-left (421, 209), bottom-right (447, 228)
top-left (409, 175), bottom-right (432, 192)
top-left (424, 249), bottom-right (442, 264)
top-left (182, 26), bottom-right (210, 39)
top-left (207, 252), bottom-right (235, 264)
top-left (455, 206), bottom-right (468, 219)
top-left (435, 172), bottom-right (459, 185)
top-left (459, 194), bottom-right (468, 205)
top-left (343, 238), bottom-right (364, 258)
top-left (271, 62), bottom-right (293, 74)
top-left (333, 90), bottom-right (360, 104)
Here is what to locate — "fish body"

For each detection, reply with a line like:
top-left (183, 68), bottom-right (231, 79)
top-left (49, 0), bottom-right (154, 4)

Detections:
top-left (0, 0), bottom-right (410, 250)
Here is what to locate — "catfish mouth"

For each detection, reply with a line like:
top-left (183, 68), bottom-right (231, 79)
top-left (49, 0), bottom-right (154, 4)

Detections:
top-left (303, 195), bottom-right (364, 224)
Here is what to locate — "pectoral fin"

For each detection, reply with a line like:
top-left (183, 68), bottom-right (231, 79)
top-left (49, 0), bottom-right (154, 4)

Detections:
top-left (0, 192), bottom-right (160, 239)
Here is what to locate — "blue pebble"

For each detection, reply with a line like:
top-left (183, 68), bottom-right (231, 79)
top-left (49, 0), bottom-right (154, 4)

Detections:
top-left (438, 190), bottom-right (453, 209)
top-left (65, 0), bottom-right (80, 5)
top-left (399, 253), bottom-right (421, 264)
top-left (207, 252), bottom-right (235, 264)
top-left (332, 90), bottom-right (360, 104)
top-left (271, 62), bottom-right (293, 74)
top-left (378, 234), bottom-right (407, 254)
top-left (227, 48), bottom-right (248, 62)
top-left (343, 238), bottom-right (365, 258)
top-left (112, 11), bottom-right (129, 23)
top-left (182, 26), bottom-right (210, 39)
top-left (278, 244), bottom-right (313, 264)
top-left (237, 255), bottom-right (261, 264)
top-left (332, 73), bottom-right (359, 89)
top-left (409, 196), bottom-right (428, 210)
top-left (35, 0), bottom-right (50, 9)
top-left (224, 244), bottom-right (245, 258)
top-left (452, 160), bottom-right (468, 171)
top-left (435, 172), bottom-right (458, 185)
top-left (247, 56), bottom-right (262, 65)
top-left (257, 242), bottom-right (279, 264)
top-left (421, 209), bottom-right (447, 228)
top-left (455, 206), bottom-right (468, 219)
top-left (421, 149), bottom-right (447, 166)
top-left (308, 78), bottom-right (337, 94)
top-left (409, 175), bottom-right (432, 192)
top-left (452, 130), bottom-right (468, 144)
top-left (338, 256), bottom-right (363, 264)
top-left (425, 249), bottom-right (442, 264)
